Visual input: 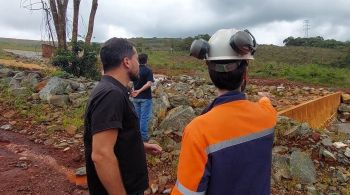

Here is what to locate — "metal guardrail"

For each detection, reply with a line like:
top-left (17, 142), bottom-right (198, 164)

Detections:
top-left (278, 92), bottom-right (342, 129)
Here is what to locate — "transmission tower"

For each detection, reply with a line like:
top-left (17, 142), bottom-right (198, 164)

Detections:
top-left (303, 20), bottom-right (310, 38)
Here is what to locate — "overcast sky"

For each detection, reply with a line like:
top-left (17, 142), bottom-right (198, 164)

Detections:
top-left (0, 0), bottom-right (349, 45)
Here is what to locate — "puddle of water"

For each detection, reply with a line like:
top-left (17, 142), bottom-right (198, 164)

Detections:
top-left (65, 170), bottom-right (87, 185)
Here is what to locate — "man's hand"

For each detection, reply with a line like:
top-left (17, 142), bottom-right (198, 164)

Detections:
top-left (257, 92), bottom-right (272, 99)
top-left (144, 143), bottom-right (162, 155)
top-left (131, 89), bottom-right (141, 97)
top-left (131, 81), bottom-right (152, 97)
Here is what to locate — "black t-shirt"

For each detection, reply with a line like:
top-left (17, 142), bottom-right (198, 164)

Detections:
top-left (133, 64), bottom-right (154, 99)
top-left (84, 75), bottom-right (148, 195)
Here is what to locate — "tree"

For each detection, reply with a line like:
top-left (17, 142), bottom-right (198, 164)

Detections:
top-left (85, 0), bottom-right (98, 44)
top-left (48, 0), bottom-right (69, 49)
top-left (72, 0), bottom-right (81, 43)
top-left (22, 0), bottom-right (101, 80)
top-left (194, 34), bottom-right (211, 41)
top-left (22, 0), bottom-right (99, 49)
top-left (283, 36), bottom-right (295, 45)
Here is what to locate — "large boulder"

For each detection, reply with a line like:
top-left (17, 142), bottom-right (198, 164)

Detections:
top-left (39, 77), bottom-right (69, 101)
top-left (272, 154), bottom-right (291, 182)
top-left (290, 151), bottom-right (316, 184)
top-left (153, 95), bottom-right (170, 121)
top-left (48, 95), bottom-right (70, 107)
top-left (173, 82), bottom-right (190, 92)
top-left (158, 105), bottom-right (195, 134)
top-left (9, 72), bottom-right (25, 89)
top-left (22, 72), bottom-right (40, 88)
top-left (169, 95), bottom-right (190, 108)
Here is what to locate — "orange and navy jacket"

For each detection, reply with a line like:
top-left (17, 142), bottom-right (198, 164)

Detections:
top-left (172, 91), bottom-right (277, 195)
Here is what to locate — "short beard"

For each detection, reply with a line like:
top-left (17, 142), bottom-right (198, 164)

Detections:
top-left (128, 71), bottom-right (139, 82)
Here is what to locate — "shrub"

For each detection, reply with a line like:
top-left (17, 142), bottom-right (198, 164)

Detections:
top-left (51, 41), bottom-right (101, 80)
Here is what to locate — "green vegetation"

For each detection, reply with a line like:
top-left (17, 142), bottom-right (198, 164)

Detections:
top-left (1, 36), bottom-right (350, 88)
top-left (62, 100), bottom-right (87, 128)
top-left (0, 79), bottom-right (45, 120)
top-left (0, 37), bottom-right (43, 52)
top-left (0, 78), bottom-right (86, 131)
top-left (283, 36), bottom-right (350, 49)
top-left (51, 41), bottom-right (101, 80)
top-left (147, 50), bottom-right (207, 75)
top-left (251, 63), bottom-right (350, 87)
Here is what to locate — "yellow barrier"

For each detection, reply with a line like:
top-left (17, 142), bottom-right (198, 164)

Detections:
top-left (278, 92), bottom-right (341, 129)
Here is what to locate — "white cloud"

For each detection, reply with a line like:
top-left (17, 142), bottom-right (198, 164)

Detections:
top-left (252, 20), bottom-right (304, 45)
top-left (107, 25), bottom-right (134, 38)
top-left (0, 0), bottom-right (349, 44)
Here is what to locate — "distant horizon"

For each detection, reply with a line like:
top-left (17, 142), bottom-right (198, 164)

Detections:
top-left (1, 1), bottom-right (350, 46)
top-left (1, 36), bottom-right (349, 48)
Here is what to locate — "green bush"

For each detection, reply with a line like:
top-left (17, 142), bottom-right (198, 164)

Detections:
top-left (51, 41), bottom-right (101, 80)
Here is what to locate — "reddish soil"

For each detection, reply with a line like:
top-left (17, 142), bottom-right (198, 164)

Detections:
top-left (0, 104), bottom-right (87, 195)
top-left (0, 101), bottom-right (169, 194)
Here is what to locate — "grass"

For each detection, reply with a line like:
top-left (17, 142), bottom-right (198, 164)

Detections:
top-left (0, 37), bottom-right (42, 52)
top-left (62, 100), bottom-right (87, 129)
top-left (0, 79), bottom-right (46, 119)
top-left (254, 45), bottom-right (346, 66)
top-left (147, 50), bottom-right (207, 76)
top-left (250, 63), bottom-right (350, 87)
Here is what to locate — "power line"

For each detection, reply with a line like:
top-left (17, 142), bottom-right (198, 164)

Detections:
top-left (303, 20), bottom-right (310, 38)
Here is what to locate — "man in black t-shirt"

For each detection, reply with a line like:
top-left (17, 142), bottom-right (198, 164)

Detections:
top-left (131, 53), bottom-right (154, 142)
top-left (84, 38), bottom-right (162, 195)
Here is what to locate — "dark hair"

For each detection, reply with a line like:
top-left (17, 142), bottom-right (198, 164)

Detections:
top-left (207, 60), bottom-right (248, 91)
top-left (138, 53), bottom-right (148, 64)
top-left (100, 38), bottom-right (135, 72)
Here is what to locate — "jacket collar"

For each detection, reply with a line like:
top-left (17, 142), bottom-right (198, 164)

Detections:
top-left (201, 91), bottom-right (246, 115)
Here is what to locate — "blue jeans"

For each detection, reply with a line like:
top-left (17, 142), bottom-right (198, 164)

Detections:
top-left (133, 98), bottom-right (152, 141)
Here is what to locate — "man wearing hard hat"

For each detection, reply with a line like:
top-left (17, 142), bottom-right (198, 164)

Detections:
top-left (171, 29), bottom-right (277, 195)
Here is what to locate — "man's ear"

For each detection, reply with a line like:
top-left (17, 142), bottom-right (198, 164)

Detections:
top-left (122, 57), bottom-right (131, 69)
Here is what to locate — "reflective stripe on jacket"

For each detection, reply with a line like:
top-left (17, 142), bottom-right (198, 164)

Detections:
top-left (172, 95), bottom-right (277, 195)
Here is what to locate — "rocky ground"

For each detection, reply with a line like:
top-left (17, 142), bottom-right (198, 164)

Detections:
top-left (1, 64), bottom-right (350, 194)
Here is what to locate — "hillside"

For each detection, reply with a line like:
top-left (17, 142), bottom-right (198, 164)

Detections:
top-left (0, 37), bottom-right (44, 52)
top-left (0, 37), bottom-right (346, 67)
top-left (1, 37), bottom-right (350, 87)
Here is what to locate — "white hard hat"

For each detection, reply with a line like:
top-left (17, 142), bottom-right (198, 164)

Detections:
top-left (207, 28), bottom-right (256, 60)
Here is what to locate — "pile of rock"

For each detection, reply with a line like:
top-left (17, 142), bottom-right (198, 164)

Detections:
top-left (338, 93), bottom-right (350, 122)
top-left (0, 66), bottom-right (96, 108)
top-left (272, 116), bottom-right (350, 194)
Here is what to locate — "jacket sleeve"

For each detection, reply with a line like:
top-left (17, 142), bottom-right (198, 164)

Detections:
top-left (171, 125), bottom-right (208, 195)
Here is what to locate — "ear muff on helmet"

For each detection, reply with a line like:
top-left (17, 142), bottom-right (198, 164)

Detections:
top-left (190, 39), bottom-right (210, 60)
top-left (229, 29), bottom-right (257, 55)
